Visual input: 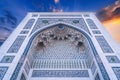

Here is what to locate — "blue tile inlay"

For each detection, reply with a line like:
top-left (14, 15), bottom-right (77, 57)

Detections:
top-left (20, 31), bottom-right (29, 34)
top-left (20, 73), bottom-right (26, 80)
top-left (0, 56), bottom-right (15, 63)
top-left (31, 18), bottom-right (91, 35)
top-left (32, 14), bottom-right (38, 17)
top-left (84, 14), bottom-right (90, 17)
top-left (0, 67), bottom-right (8, 80)
top-left (86, 19), bottom-right (98, 29)
top-left (23, 19), bottom-right (35, 29)
top-left (7, 36), bottom-right (26, 53)
top-left (95, 36), bottom-right (114, 53)
top-left (92, 30), bottom-right (101, 34)
top-left (91, 61), bottom-right (97, 75)
top-left (24, 61), bottom-right (30, 75)
top-left (106, 56), bottom-right (120, 63)
top-left (10, 24), bottom-right (110, 80)
top-left (95, 73), bottom-right (100, 80)
top-left (40, 14), bottom-right (82, 17)
top-left (112, 67), bottom-right (120, 80)
top-left (32, 70), bottom-right (89, 77)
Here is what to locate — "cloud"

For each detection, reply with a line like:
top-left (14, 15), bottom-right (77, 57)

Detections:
top-left (97, 0), bottom-right (120, 44)
top-left (0, 28), bottom-right (10, 40)
top-left (32, 0), bottom-right (63, 12)
top-left (54, 0), bottom-right (59, 4)
top-left (32, 0), bottom-right (53, 12)
top-left (112, 7), bottom-right (120, 17)
top-left (103, 18), bottom-right (120, 44)
top-left (4, 9), bottom-right (17, 26)
top-left (0, 10), bottom-right (17, 42)
top-left (96, 0), bottom-right (120, 22)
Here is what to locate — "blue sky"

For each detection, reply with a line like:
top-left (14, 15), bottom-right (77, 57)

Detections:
top-left (1, 0), bottom-right (120, 45)
top-left (0, 0), bottom-right (116, 22)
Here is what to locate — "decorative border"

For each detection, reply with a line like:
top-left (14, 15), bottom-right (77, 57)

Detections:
top-left (10, 23), bottom-right (110, 80)
top-left (95, 36), bottom-right (114, 53)
top-left (20, 73), bottom-right (26, 80)
top-left (20, 31), bottom-right (29, 34)
top-left (112, 67), bottom-right (120, 80)
top-left (0, 67), bottom-right (8, 80)
top-left (24, 61), bottom-right (30, 75)
top-left (95, 73), bottom-right (100, 80)
top-left (86, 19), bottom-right (98, 29)
top-left (91, 61), bottom-right (97, 75)
top-left (32, 70), bottom-right (89, 77)
top-left (0, 56), bottom-right (15, 63)
top-left (23, 19), bottom-right (35, 29)
top-left (40, 15), bottom-right (82, 17)
top-left (106, 56), bottom-right (120, 63)
top-left (7, 36), bottom-right (26, 53)
top-left (31, 18), bottom-right (91, 35)
top-left (92, 30), bottom-right (101, 34)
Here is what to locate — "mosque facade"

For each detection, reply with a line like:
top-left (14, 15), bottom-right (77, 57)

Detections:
top-left (0, 12), bottom-right (120, 80)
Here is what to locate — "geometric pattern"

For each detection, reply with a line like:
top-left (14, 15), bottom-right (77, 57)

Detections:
top-left (95, 73), bottom-right (100, 80)
top-left (91, 61), bottom-right (97, 75)
top-left (84, 14), bottom-right (90, 17)
top-left (0, 56), bottom-right (15, 63)
top-left (95, 36), bottom-right (114, 53)
top-left (86, 19), bottom-right (98, 29)
top-left (20, 31), bottom-right (29, 34)
top-left (0, 67), bottom-right (8, 80)
top-left (23, 19), bottom-right (35, 29)
top-left (32, 70), bottom-right (89, 77)
top-left (20, 73), bottom-right (26, 80)
top-left (106, 56), bottom-right (120, 63)
top-left (31, 18), bottom-right (91, 35)
top-left (24, 61), bottom-right (30, 75)
top-left (10, 24), bottom-right (110, 80)
top-left (92, 30), bottom-right (101, 34)
top-left (32, 14), bottom-right (38, 17)
top-left (32, 59), bottom-right (89, 69)
top-left (112, 67), bottom-right (120, 80)
top-left (7, 36), bottom-right (26, 53)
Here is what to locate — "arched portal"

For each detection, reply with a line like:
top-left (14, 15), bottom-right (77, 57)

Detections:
top-left (11, 23), bottom-right (109, 80)
top-left (28, 24), bottom-right (93, 69)
top-left (22, 23), bottom-right (97, 80)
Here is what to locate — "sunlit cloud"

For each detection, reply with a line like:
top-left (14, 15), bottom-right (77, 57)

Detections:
top-left (103, 17), bottom-right (120, 44)
top-left (54, 0), bottom-right (59, 4)
top-left (97, 0), bottom-right (120, 44)
top-left (97, 0), bottom-right (120, 22)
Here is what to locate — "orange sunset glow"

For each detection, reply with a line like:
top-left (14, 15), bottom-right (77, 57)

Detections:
top-left (102, 17), bottom-right (120, 44)
top-left (96, 0), bottom-right (120, 44)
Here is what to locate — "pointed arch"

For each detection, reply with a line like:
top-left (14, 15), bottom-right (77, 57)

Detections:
top-left (10, 22), bottom-right (110, 80)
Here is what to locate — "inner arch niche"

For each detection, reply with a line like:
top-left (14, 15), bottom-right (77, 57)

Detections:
top-left (27, 24), bottom-right (94, 69)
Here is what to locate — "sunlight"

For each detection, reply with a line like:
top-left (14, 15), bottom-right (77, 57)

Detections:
top-left (103, 17), bottom-right (120, 44)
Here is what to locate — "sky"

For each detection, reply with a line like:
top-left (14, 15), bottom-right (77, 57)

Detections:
top-left (0, 0), bottom-right (120, 45)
